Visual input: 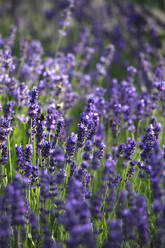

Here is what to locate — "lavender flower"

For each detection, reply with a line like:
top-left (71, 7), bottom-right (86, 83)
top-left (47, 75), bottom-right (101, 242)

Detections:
top-left (66, 132), bottom-right (77, 157)
top-left (103, 219), bottom-right (123, 248)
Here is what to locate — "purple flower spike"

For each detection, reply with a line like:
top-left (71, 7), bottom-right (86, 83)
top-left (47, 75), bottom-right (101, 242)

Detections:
top-left (66, 132), bottom-right (77, 157)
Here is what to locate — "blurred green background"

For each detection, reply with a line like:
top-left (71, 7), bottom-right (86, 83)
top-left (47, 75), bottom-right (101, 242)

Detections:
top-left (0, 0), bottom-right (164, 54)
top-left (131, 0), bottom-right (165, 8)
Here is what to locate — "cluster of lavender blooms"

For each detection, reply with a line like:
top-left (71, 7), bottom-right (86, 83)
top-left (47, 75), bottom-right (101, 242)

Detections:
top-left (1, 0), bottom-right (165, 247)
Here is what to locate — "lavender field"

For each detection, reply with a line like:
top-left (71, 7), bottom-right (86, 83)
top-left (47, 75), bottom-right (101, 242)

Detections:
top-left (1, 0), bottom-right (165, 247)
